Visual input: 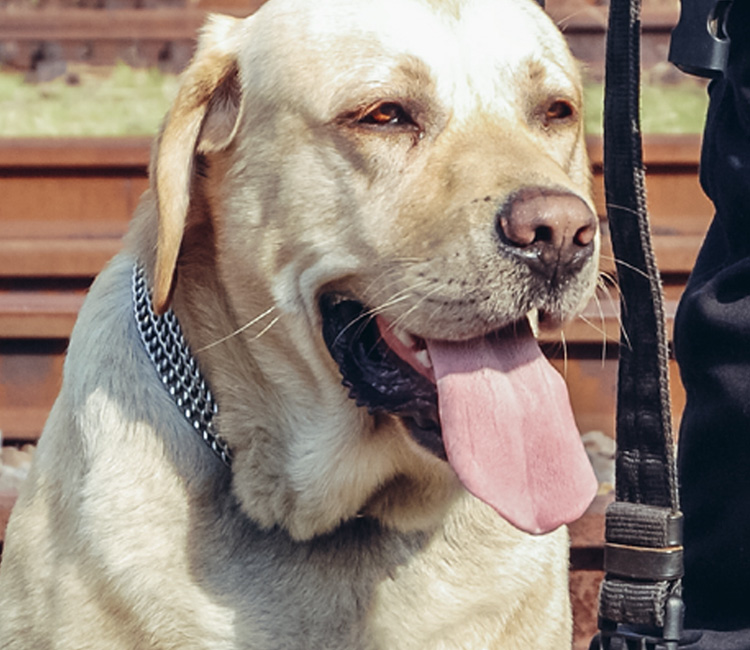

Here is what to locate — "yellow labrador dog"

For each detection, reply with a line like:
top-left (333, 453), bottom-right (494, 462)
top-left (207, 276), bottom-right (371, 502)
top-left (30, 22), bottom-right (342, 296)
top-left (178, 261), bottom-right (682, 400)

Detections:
top-left (0, 0), bottom-right (600, 647)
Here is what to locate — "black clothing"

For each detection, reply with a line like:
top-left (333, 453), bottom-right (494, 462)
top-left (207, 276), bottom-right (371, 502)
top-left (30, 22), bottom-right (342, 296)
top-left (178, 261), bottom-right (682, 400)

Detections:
top-left (673, 0), bottom-right (750, 634)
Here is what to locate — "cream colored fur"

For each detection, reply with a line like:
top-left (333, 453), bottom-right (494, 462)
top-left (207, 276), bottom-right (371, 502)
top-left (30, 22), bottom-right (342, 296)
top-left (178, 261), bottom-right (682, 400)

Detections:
top-left (0, 0), bottom-right (598, 647)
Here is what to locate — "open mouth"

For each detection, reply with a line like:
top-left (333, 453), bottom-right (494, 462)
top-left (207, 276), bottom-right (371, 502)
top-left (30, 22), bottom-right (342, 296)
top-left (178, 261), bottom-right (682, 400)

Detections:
top-left (319, 291), bottom-right (598, 535)
top-left (319, 293), bottom-right (537, 460)
top-left (319, 294), bottom-right (444, 459)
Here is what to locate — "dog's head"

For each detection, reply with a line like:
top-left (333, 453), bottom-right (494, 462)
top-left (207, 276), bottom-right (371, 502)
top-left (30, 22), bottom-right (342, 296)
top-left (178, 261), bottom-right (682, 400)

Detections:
top-left (140, 0), bottom-right (599, 540)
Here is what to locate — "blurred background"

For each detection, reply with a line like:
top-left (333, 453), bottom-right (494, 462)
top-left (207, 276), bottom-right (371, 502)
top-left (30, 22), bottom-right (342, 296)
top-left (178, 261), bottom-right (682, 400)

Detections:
top-left (0, 1), bottom-right (711, 646)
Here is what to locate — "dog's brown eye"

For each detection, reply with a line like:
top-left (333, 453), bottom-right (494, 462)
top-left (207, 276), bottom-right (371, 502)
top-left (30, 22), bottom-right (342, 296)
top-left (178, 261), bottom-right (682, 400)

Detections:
top-left (360, 102), bottom-right (414, 127)
top-left (544, 99), bottom-right (575, 124)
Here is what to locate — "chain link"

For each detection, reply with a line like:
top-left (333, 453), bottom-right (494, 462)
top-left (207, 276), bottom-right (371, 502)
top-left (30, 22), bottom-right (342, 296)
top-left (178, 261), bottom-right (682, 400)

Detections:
top-left (132, 264), bottom-right (232, 467)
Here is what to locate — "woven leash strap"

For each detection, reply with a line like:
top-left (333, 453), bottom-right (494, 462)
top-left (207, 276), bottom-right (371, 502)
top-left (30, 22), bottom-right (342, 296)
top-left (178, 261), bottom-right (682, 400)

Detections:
top-left (592, 0), bottom-right (684, 646)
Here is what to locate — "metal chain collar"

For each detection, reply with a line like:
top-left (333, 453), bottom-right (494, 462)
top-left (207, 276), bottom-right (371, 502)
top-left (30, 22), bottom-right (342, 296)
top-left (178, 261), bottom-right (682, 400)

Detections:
top-left (132, 263), bottom-right (232, 467)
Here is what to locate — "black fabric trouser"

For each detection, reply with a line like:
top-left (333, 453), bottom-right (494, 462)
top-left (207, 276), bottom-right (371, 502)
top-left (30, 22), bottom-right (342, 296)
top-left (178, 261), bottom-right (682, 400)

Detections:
top-left (671, 0), bottom-right (750, 645)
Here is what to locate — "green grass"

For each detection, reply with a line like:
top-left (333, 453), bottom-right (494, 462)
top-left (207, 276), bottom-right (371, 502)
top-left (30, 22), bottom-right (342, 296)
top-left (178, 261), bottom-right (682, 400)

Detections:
top-left (0, 63), bottom-right (180, 137)
top-left (584, 79), bottom-right (709, 135)
top-left (0, 63), bottom-right (709, 137)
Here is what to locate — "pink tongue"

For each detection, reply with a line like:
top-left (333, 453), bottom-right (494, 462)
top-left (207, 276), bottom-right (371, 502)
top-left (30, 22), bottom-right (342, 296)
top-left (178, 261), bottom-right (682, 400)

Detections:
top-left (426, 330), bottom-right (597, 534)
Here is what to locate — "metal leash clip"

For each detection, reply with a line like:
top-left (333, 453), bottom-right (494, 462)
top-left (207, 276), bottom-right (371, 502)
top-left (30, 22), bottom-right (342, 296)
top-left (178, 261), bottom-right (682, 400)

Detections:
top-left (593, 596), bottom-right (684, 650)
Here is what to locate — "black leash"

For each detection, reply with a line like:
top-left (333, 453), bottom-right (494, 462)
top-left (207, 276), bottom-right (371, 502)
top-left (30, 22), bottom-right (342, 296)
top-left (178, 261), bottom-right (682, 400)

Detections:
top-left (590, 0), bottom-right (685, 646)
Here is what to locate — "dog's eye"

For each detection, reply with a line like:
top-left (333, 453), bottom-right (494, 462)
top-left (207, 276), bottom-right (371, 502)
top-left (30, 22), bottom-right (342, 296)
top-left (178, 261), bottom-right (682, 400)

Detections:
top-left (543, 99), bottom-right (576, 125)
top-left (360, 102), bottom-right (415, 127)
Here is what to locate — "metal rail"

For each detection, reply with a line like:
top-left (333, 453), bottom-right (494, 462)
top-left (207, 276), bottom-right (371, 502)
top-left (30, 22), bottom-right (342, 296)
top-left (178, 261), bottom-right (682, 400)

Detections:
top-left (0, 2), bottom-right (678, 72)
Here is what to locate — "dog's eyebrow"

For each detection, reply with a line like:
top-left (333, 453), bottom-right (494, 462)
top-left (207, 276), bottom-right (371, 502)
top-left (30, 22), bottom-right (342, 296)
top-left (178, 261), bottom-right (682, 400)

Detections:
top-left (329, 55), bottom-right (439, 117)
top-left (517, 55), bottom-right (582, 108)
top-left (527, 59), bottom-right (548, 83)
top-left (532, 53), bottom-right (582, 92)
top-left (421, 0), bottom-right (462, 20)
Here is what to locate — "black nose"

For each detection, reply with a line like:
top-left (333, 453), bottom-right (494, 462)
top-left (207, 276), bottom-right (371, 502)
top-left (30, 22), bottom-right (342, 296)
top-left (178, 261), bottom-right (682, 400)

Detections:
top-left (496, 187), bottom-right (597, 281)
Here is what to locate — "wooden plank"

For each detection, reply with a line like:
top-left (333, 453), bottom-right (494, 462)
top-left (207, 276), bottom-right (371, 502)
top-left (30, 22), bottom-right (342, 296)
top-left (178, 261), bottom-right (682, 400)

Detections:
top-left (599, 234), bottom-right (707, 278)
top-left (0, 340), bottom-right (67, 443)
top-left (0, 340), bottom-right (683, 443)
top-left (0, 3), bottom-right (671, 42)
top-left (590, 136), bottom-right (712, 237)
top-left (0, 286), bottom-right (667, 344)
top-left (0, 134), bottom-right (699, 170)
top-left (0, 6), bottom-right (267, 40)
top-left (0, 407), bottom-right (52, 442)
top-left (587, 134), bottom-right (701, 167)
top-left (0, 239), bottom-right (123, 277)
top-left (0, 138), bottom-right (152, 169)
top-left (549, 2), bottom-right (678, 31)
top-left (0, 219), bottom-right (704, 282)
top-left (541, 295), bottom-right (678, 345)
top-left (1, 136), bottom-right (708, 233)
top-left (0, 292), bottom-right (85, 339)
top-left (0, 175), bottom-right (147, 230)
top-left (0, 219), bottom-right (129, 240)
top-left (547, 353), bottom-right (686, 440)
top-left (548, 0), bottom-right (679, 74)
top-left (0, 136), bottom-right (708, 280)
top-left (0, 0), bottom-right (675, 78)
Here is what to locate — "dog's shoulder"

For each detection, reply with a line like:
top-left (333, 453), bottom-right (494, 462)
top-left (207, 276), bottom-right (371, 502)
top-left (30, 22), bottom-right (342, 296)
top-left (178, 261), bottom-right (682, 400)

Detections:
top-left (0, 253), bottom-right (241, 648)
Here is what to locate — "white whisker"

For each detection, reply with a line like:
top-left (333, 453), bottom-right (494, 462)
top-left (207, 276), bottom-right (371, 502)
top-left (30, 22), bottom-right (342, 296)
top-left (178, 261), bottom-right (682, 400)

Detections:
top-left (250, 315), bottom-right (281, 341)
top-left (330, 281), bottom-right (434, 348)
top-left (196, 305), bottom-right (277, 352)
top-left (590, 290), bottom-right (608, 366)
top-left (578, 314), bottom-right (608, 342)
top-left (599, 253), bottom-right (650, 280)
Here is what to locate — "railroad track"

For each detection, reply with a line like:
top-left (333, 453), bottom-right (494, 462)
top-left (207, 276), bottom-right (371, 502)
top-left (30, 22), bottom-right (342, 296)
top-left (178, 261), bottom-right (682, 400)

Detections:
top-left (0, 133), bottom-right (709, 442)
top-left (0, 0), bottom-right (678, 74)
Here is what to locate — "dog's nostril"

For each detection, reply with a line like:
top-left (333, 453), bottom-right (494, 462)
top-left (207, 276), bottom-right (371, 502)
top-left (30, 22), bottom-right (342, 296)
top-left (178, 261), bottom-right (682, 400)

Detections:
top-left (533, 225), bottom-right (554, 245)
top-left (574, 222), bottom-right (597, 247)
top-left (496, 188), bottom-right (597, 279)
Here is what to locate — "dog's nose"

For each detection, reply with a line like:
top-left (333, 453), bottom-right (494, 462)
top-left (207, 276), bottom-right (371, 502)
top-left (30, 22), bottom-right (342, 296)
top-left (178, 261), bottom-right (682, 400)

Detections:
top-left (496, 188), bottom-right (597, 281)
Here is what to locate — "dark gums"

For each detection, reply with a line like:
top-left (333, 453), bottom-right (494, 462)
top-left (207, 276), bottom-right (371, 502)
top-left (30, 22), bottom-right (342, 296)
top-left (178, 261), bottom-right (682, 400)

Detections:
top-left (319, 295), bottom-right (446, 460)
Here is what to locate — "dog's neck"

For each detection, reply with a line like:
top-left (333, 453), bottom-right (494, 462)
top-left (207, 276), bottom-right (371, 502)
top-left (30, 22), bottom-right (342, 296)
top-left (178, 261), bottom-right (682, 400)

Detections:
top-left (132, 262), bottom-right (233, 468)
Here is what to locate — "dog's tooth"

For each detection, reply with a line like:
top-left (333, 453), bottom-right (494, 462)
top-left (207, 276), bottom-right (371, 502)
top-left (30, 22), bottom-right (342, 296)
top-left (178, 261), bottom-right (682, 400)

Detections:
top-left (415, 349), bottom-right (432, 369)
top-left (393, 326), bottom-right (416, 349)
top-left (526, 309), bottom-right (539, 338)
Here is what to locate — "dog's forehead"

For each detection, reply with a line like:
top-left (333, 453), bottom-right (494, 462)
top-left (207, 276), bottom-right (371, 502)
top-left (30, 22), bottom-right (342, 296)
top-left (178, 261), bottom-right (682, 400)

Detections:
top-left (245, 0), bottom-right (575, 121)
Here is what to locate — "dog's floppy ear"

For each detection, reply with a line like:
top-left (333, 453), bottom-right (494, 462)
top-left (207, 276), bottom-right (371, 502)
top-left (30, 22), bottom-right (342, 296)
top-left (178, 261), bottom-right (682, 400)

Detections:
top-left (153, 14), bottom-right (245, 314)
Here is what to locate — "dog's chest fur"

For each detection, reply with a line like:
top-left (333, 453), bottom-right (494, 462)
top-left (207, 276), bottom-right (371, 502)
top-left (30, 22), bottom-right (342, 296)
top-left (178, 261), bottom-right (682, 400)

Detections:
top-left (151, 467), bottom-right (570, 650)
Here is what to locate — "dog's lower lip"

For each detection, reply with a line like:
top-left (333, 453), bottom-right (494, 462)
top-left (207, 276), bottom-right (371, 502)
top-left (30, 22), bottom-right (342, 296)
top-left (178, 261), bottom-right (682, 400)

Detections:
top-left (375, 312), bottom-right (543, 384)
top-left (375, 316), bottom-right (434, 381)
top-left (392, 323), bottom-right (420, 349)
